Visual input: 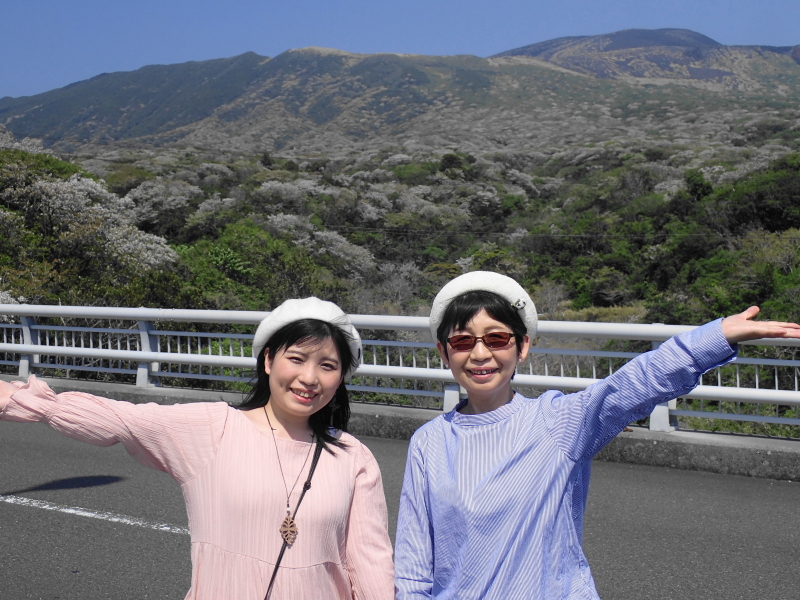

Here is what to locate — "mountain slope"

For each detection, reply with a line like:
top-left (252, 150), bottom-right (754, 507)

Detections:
top-left (495, 28), bottom-right (722, 59)
top-left (0, 52), bottom-right (271, 142)
top-left (493, 28), bottom-right (800, 84)
top-left (0, 29), bottom-right (798, 154)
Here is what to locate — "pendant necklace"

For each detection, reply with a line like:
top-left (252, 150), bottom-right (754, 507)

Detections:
top-left (264, 406), bottom-right (314, 546)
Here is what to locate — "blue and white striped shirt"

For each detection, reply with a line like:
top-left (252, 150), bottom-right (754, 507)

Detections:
top-left (395, 319), bottom-right (735, 599)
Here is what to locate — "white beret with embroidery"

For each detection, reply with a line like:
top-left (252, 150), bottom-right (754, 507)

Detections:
top-left (252, 297), bottom-right (362, 379)
top-left (429, 271), bottom-right (538, 340)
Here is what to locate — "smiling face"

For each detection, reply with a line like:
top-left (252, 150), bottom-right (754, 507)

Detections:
top-left (264, 337), bottom-right (344, 425)
top-left (437, 308), bottom-right (530, 414)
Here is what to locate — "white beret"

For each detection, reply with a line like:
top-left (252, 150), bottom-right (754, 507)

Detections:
top-left (429, 271), bottom-right (538, 341)
top-left (252, 297), bottom-right (362, 379)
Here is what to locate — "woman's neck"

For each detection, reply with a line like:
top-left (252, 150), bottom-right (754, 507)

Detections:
top-left (458, 385), bottom-right (515, 415)
top-left (245, 403), bottom-right (313, 441)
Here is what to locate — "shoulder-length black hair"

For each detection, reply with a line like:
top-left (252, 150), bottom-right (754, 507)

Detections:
top-left (237, 318), bottom-right (357, 450)
top-left (436, 290), bottom-right (527, 359)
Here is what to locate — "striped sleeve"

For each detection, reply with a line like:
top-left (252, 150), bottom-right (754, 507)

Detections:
top-left (394, 432), bottom-right (434, 599)
top-left (542, 319), bottom-right (737, 461)
top-left (2, 375), bottom-right (228, 484)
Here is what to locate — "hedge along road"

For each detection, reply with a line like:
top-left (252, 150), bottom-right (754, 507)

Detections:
top-left (2, 420), bottom-right (800, 600)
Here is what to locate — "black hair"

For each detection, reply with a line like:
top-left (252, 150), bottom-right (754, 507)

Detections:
top-left (237, 318), bottom-right (357, 451)
top-left (436, 290), bottom-right (527, 359)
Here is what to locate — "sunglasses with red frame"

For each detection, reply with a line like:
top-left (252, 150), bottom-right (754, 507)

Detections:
top-left (446, 332), bottom-right (516, 351)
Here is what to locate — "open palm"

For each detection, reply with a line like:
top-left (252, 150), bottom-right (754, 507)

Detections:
top-left (721, 306), bottom-right (800, 344)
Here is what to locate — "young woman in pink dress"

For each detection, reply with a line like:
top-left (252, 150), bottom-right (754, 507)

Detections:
top-left (0, 297), bottom-right (394, 600)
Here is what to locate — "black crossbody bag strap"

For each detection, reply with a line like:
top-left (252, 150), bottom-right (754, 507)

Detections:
top-left (264, 438), bottom-right (325, 600)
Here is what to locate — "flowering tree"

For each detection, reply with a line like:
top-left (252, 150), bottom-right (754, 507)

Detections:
top-left (186, 193), bottom-right (240, 236)
top-left (0, 126), bottom-right (51, 155)
top-left (265, 213), bottom-right (375, 279)
top-left (0, 172), bottom-right (177, 302)
top-left (125, 178), bottom-right (203, 238)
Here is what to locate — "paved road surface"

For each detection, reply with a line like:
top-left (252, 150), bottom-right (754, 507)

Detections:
top-left (2, 421), bottom-right (799, 599)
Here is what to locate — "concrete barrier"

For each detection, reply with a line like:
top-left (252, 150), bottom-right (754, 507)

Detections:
top-left (596, 425), bottom-right (800, 480)
top-left (4, 375), bottom-right (800, 481)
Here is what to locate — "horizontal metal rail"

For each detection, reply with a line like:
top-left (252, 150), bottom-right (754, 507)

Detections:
top-left (30, 325), bottom-right (138, 335)
top-left (0, 344), bottom-right (254, 368)
top-left (2, 304), bottom-right (799, 345)
top-left (671, 410), bottom-right (800, 426)
top-left (153, 331), bottom-right (252, 339)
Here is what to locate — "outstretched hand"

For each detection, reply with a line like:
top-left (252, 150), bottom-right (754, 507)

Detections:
top-left (721, 306), bottom-right (800, 345)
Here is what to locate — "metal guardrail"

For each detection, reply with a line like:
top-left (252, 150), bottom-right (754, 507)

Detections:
top-left (2, 304), bottom-right (800, 432)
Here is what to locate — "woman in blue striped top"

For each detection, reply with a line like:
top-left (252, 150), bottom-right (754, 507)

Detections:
top-left (394, 271), bottom-right (800, 599)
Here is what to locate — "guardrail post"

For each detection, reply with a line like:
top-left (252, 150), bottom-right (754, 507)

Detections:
top-left (443, 384), bottom-right (462, 412)
top-left (19, 316), bottom-right (39, 378)
top-left (650, 399), bottom-right (677, 432)
top-left (649, 336), bottom-right (677, 432)
top-left (136, 320), bottom-right (159, 387)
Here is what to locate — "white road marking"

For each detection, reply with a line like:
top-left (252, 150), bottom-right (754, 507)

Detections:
top-left (0, 494), bottom-right (189, 535)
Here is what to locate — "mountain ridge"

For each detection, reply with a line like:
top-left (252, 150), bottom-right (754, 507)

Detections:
top-left (1, 28), bottom-right (798, 154)
top-left (492, 28), bottom-right (724, 59)
top-left (493, 28), bottom-right (800, 82)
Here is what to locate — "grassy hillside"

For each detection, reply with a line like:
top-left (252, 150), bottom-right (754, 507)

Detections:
top-left (3, 141), bottom-right (800, 327)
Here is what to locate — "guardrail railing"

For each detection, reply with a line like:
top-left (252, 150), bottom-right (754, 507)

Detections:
top-left (2, 304), bottom-right (800, 433)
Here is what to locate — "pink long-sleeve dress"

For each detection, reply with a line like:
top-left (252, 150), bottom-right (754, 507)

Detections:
top-left (1, 376), bottom-right (395, 600)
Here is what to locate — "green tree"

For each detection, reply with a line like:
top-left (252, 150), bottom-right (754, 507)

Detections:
top-left (440, 153), bottom-right (463, 171)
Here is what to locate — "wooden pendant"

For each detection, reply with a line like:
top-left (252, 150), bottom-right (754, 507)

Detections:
top-left (280, 514), bottom-right (298, 545)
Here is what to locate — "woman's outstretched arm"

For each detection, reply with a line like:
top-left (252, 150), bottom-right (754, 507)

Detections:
top-left (542, 307), bottom-right (800, 461)
top-left (0, 376), bottom-right (227, 484)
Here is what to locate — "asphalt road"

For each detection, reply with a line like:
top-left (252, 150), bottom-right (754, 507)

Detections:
top-left (2, 421), bottom-right (800, 599)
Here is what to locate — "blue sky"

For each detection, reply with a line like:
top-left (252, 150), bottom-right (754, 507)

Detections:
top-left (3, 0), bottom-right (799, 99)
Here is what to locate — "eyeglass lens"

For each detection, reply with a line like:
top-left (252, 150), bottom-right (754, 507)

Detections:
top-left (448, 332), bottom-right (514, 350)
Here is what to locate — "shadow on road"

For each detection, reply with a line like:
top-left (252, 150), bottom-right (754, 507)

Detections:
top-left (2, 474), bottom-right (126, 495)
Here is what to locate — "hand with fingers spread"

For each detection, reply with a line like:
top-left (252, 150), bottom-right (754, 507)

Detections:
top-left (721, 306), bottom-right (800, 345)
